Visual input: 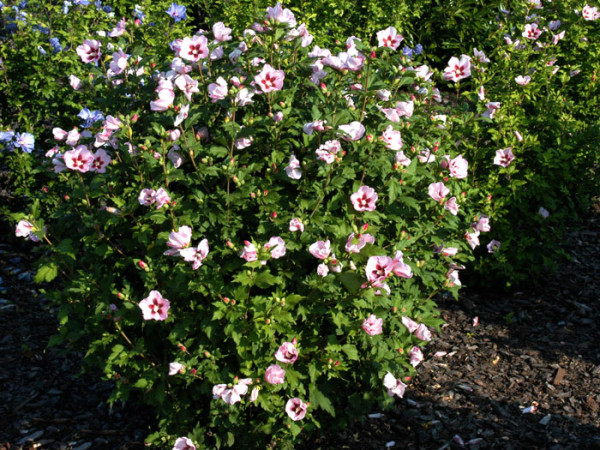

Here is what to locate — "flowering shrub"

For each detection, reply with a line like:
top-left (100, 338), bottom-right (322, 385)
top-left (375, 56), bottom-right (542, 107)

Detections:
top-left (2, 0), bottom-right (599, 447)
top-left (1, 2), bottom-right (483, 447)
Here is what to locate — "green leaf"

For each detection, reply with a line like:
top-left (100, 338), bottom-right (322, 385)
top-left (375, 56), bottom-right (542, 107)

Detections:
top-left (254, 270), bottom-right (279, 288)
top-left (342, 344), bottom-right (359, 361)
top-left (133, 378), bottom-right (149, 389)
top-left (309, 384), bottom-right (335, 416)
top-left (337, 272), bottom-right (363, 293)
top-left (34, 263), bottom-right (58, 283)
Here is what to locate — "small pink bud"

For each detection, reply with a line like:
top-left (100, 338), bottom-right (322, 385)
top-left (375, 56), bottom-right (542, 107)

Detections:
top-left (138, 260), bottom-right (147, 270)
top-left (292, 337), bottom-right (298, 345)
top-left (226, 240), bottom-right (234, 248)
top-left (370, 51), bottom-right (376, 59)
top-left (366, 134), bottom-right (373, 142)
top-left (191, 368), bottom-right (197, 375)
top-left (271, 211), bottom-right (277, 219)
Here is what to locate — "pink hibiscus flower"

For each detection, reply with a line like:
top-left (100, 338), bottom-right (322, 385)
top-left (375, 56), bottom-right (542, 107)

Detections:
top-left (285, 398), bottom-right (308, 421)
top-left (409, 346), bottom-right (424, 367)
top-left (164, 226), bottom-right (192, 256)
top-left (139, 290), bottom-right (170, 321)
top-left (384, 372), bottom-right (407, 398)
top-left (180, 239), bottom-right (209, 269)
top-left (428, 182), bottom-right (450, 202)
top-left (264, 236), bottom-right (286, 259)
top-left (345, 232), bottom-right (375, 253)
top-left (309, 240), bottom-right (331, 259)
top-left (365, 256), bottom-right (394, 285)
top-left (172, 437), bottom-right (196, 450)
top-left (240, 241), bottom-right (258, 262)
top-left (208, 76), bottom-right (228, 102)
top-left (381, 125), bottom-right (403, 150)
top-left (376, 26), bottom-right (403, 50)
top-left (443, 55), bottom-right (471, 82)
top-left (522, 23), bottom-right (542, 40)
top-left (275, 342), bottom-right (298, 364)
top-left (289, 218), bottom-right (304, 232)
top-left (254, 64), bottom-right (285, 93)
top-left (315, 140), bottom-right (341, 164)
top-left (90, 149), bottom-right (111, 173)
top-left (351, 185), bottom-right (378, 212)
top-left (494, 148), bottom-right (515, 167)
top-left (362, 314), bottom-right (383, 336)
top-left (64, 145), bottom-right (93, 173)
top-left (76, 39), bottom-right (102, 64)
top-left (448, 155), bottom-right (468, 179)
top-left (402, 316), bottom-right (419, 333)
top-left (444, 196), bottom-right (459, 215)
top-left (179, 35), bottom-right (209, 62)
top-left (338, 121), bottom-right (365, 141)
top-left (265, 364), bottom-right (286, 385)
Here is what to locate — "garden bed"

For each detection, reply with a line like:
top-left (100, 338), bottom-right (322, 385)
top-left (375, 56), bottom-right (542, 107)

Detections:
top-left (1, 212), bottom-right (599, 449)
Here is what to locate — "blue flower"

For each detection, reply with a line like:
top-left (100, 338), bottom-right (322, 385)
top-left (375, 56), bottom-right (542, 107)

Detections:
top-left (50, 37), bottom-right (63, 53)
top-left (33, 24), bottom-right (49, 33)
top-left (414, 44), bottom-right (423, 55)
top-left (18, 0), bottom-right (27, 9)
top-left (78, 108), bottom-right (104, 128)
top-left (73, 0), bottom-right (90, 5)
top-left (402, 45), bottom-right (413, 59)
top-left (102, 5), bottom-right (111, 13)
top-left (166, 3), bottom-right (186, 22)
top-left (14, 132), bottom-right (35, 153)
top-left (0, 131), bottom-right (15, 143)
top-left (133, 5), bottom-right (145, 22)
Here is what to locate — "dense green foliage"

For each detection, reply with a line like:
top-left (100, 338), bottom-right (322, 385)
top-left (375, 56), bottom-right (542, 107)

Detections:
top-left (1, 0), bottom-right (599, 448)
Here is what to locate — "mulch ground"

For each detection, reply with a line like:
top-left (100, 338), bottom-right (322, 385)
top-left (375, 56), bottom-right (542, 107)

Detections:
top-left (1, 215), bottom-right (599, 449)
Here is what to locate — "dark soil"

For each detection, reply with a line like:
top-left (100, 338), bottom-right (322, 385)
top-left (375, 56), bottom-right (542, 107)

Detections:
top-left (1, 215), bottom-right (600, 449)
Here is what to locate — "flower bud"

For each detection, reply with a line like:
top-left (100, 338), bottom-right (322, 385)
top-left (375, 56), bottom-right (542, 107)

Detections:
top-left (138, 260), bottom-right (148, 270)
